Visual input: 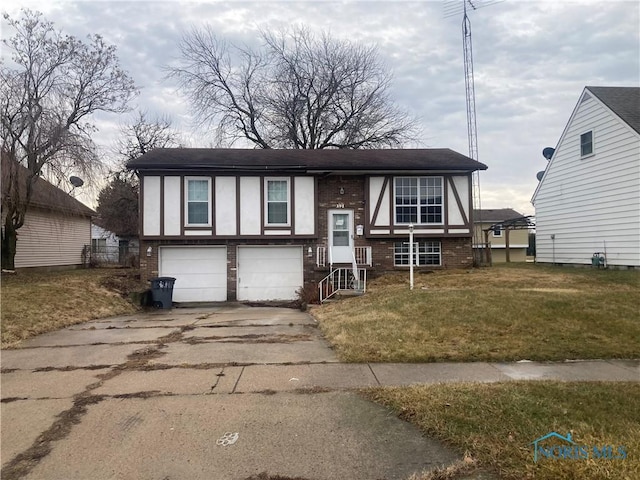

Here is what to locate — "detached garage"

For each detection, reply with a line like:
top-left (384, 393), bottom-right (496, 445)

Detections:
top-left (237, 246), bottom-right (303, 301)
top-left (159, 246), bottom-right (227, 302)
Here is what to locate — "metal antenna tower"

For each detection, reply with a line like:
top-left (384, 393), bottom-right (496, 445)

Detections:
top-left (445, 0), bottom-right (500, 264)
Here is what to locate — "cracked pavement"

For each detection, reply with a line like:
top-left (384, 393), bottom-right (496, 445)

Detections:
top-left (1, 305), bottom-right (459, 480)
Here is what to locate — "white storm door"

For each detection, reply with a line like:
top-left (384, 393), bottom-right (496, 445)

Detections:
top-left (329, 210), bottom-right (354, 264)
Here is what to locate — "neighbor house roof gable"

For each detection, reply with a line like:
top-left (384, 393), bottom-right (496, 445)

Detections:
top-left (531, 86), bottom-right (640, 204)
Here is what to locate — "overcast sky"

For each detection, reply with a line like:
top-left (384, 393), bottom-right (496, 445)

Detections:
top-left (3, 0), bottom-right (639, 214)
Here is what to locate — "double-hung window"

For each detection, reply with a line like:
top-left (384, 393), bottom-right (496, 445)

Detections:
top-left (394, 177), bottom-right (443, 225)
top-left (580, 130), bottom-right (593, 157)
top-left (186, 177), bottom-right (211, 225)
top-left (394, 241), bottom-right (442, 266)
top-left (266, 178), bottom-right (289, 225)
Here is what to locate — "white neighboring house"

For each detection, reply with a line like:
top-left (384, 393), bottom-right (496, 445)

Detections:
top-left (532, 86), bottom-right (640, 268)
top-left (90, 224), bottom-right (139, 265)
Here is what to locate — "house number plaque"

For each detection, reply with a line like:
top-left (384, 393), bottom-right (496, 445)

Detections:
top-left (336, 203), bottom-right (345, 208)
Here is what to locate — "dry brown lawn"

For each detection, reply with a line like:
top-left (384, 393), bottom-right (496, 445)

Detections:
top-left (311, 264), bottom-right (640, 362)
top-left (1, 268), bottom-right (143, 348)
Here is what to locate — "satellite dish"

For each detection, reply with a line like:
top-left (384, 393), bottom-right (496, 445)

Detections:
top-left (542, 147), bottom-right (555, 160)
top-left (69, 176), bottom-right (84, 188)
top-left (536, 171), bottom-right (545, 181)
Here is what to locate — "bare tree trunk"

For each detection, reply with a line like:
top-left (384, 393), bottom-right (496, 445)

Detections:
top-left (1, 216), bottom-right (17, 270)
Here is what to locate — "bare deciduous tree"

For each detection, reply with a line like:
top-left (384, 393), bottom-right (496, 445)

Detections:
top-left (0, 9), bottom-right (137, 269)
top-left (95, 111), bottom-right (183, 236)
top-left (167, 26), bottom-right (417, 149)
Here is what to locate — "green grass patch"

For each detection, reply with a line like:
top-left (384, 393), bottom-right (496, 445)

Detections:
top-left (311, 264), bottom-right (640, 362)
top-left (1, 269), bottom-right (142, 348)
top-left (365, 382), bottom-right (639, 480)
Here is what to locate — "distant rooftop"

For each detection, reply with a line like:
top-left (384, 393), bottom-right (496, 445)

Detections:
top-left (473, 208), bottom-right (525, 223)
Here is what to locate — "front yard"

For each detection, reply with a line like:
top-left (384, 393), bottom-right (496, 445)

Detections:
top-left (312, 264), bottom-right (639, 479)
top-left (311, 264), bottom-right (640, 363)
top-left (1, 268), bottom-right (142, 348)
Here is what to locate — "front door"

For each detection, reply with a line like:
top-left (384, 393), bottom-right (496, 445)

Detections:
top-left (328, 209), bottom-right (353, 264)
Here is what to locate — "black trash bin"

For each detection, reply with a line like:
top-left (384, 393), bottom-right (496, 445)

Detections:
top-left (149, 277), bottom-right (176, 309)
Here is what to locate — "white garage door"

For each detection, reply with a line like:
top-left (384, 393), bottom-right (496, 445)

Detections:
top-left (237, 246), bottom-right (303, 301)
top-left (159, 247), bottom-right (227, 302)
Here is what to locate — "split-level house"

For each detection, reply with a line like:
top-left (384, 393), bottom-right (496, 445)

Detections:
top-left (532, 86), bottom-right (640, 268)
top-left (127, 148), bottom-right (487, 302)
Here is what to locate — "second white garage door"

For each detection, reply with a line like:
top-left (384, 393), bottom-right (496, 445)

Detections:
top-left (159, 246), bottom-right (227, 302)
top-left (237, 246), bottom-right (303, 301)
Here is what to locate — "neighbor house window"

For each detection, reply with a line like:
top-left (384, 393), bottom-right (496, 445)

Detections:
top-left (186, 177), bottom-right (211, 225)
top-left (580, 131), bottom-right (593, 157)
top-left (493, 226), bottom-right (503, 237)
top-left (394, 241), bottom-right (442, 266)
top-left (91, 238), bottom-right (106, 253)
top-left (394, 177), bottom-right (443, 225)
top-left (266, 178), bottom-right (289, 225)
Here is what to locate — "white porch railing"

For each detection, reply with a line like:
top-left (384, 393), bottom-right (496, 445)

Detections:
top-left (316, 246), bottom-right (372, 268)
top-left (318, 268), bottom-right (367, 303)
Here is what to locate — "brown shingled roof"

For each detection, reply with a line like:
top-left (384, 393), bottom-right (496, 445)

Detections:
top-left (1, 156), bottom-right (95, 217)
top-left (127, 148), bottom-right (488, 173)
top-left (473, 208), bottom-right (524, 223)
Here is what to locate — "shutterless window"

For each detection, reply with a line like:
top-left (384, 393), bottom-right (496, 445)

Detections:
top-left (267, 179), bottom-right (288, 224)
top-left (580, 131), bottom-right (593, 157)
top-left (394, 177), bottom-right (443, 224)
top-left (187, 178), bottom-right (210, 225)
top-left (493, 226), bottom-right (503, 237)
top-left (91, 238), bottom-right (106, 253)
top-left (394, 241), bottom-right (442, 266)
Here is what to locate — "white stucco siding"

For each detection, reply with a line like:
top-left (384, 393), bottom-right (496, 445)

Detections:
top-left (534, 92), bottom-right (640, 266)
top-left (215, 176), bottom-right (237, 235)
top-left (239, 177), bottom-right (261, 235)
top-left (447, 176), bottom-right (469, 226)
top-left (369, 177), bottom-right (390, 226)
top-left (163, 176), bottom-right (181, 236)
top-left (15, 209), bottom-right (90, 268)
top-left (142, 176), bottom-right (161, 236)
top-left (294, 176), bottom-right (315, 235)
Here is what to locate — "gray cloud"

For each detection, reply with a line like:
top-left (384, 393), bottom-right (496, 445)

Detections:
top-left (3, 0), bottom-right (639, 214)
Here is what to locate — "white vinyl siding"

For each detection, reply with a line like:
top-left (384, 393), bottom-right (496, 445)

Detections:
top-left (13, 209), bottom-right (90, 268)
top-left (215, 176), bottom-right (237, 235)
top-left (294, 176), bottom-right (315, 235)
top-left (163, 176), bottom-right (181, 236)
top-left (533, 90), bottom-right (640, 267)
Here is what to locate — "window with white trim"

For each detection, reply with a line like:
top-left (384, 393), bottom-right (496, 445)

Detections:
top-left (493, 226), bottom-right (503, 237)
top-left (186, 177), bottom-right (211, 225)
top-left (394, 177), bottom-right (443, 224)
top-left (394, 241), bottom-right (442, 266)
top-left (580, 130), bottom-right (593, 157)
top-left (265, 178), bottom-right (290, 225)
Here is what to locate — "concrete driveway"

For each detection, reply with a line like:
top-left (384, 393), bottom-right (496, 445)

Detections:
top-left (1, 305), bottom-right (459, 480)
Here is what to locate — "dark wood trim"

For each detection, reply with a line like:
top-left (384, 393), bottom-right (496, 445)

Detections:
top-left (389, 175), bottom-right (395, 234)
top-left (139, 234), bottom-right (318, 241)
top-left (290, 175), bottom-right (296, 234)
top-left (235, 177), bottom-right (241, 236)
top-left (159, 175), bottom-right (165, 237)
top-left (448, 176), bottom-right (469, 226)
top-left (139, 174), bottom-right (145, 237)
top-left (260, 176), bottom-right (265, 235)
top-left (443, 175), bottom-right (449, 234)
top-left (211, 176), bottom-right (216, 236)
top-left (179, 174), bottom-right (185, 236)
top-left (184, 226), bottom-right (215, 231)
